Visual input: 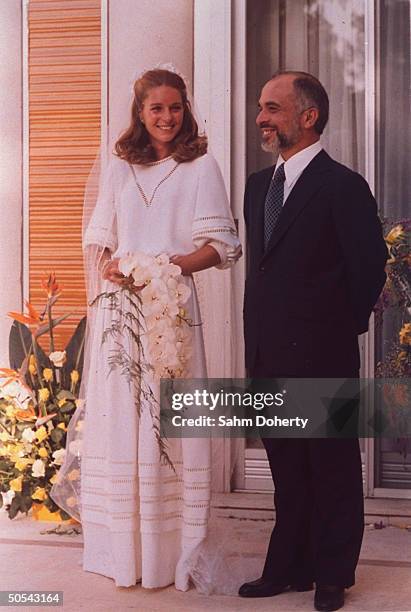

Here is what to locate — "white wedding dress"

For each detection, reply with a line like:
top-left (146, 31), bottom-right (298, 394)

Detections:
top-left (51, 151), bottom-right (241, 590)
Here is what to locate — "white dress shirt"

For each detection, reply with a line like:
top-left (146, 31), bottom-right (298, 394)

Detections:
top-left (274, 140), bottom-right (323, 205)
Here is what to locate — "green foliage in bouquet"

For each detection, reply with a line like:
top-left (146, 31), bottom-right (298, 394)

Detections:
top-left (0, 274), bottom-right (85, 519)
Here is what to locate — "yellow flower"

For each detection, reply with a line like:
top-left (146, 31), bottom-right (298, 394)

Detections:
top-left (38, 388), bottom-right (50, 403)
top-left (0, 431), bottom-right (10, 442)
top-left (43, 368), bottom-right (53, 382)
top-left (10, 475), bottom-right (23, 492)
top-left (28, 355), bottom-right (37, 375)
top-left (49, 473), bottom-right (58, 485)
top-left (399, 323), bottom-right (411, 346)
top-left (70, 370), bottom-right (80, 384)
top-left (5, 404), bottom-right (16, 418)
top-left (58, 399), bottom-right (67, 408)
top-left (38, 447), bottom-right (48, 458)
top-left (35, 426), bottom-right (48, 442)
top-left (32, 487), bottom-right (47, 501)
top-left (57, 423), bottom-right (67, 431)
top-left (385, 224), bottom-right (405, 245)
top-left (15, 457), bottom-right (32, 471)
top-left (68, 469), bottom-right (80, 481)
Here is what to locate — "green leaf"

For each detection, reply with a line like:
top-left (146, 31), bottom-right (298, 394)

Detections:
top-left (59, 509), bottom-right (72, 521)
top-left (50, 428), bottom-right (65, 444)
top-left (19, 495), bottom-right (32, 514)
top-left (56, 390), bottom-right (76, 401)
top-left (59, 402), bottom-right (76, 414)
top-left (45, 496), bottom-right (60, 513)
top-left (9, 322), bottom-right (49, 372)
top-left (62, 316), bottom-right (86, 383)
top-left (9, 494), bottom-right (21, 519)
top-left (34, 314), bottom-right (71, 338)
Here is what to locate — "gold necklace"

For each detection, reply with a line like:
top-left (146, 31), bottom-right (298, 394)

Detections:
top-left (129, 161), bottom-right (179, 207)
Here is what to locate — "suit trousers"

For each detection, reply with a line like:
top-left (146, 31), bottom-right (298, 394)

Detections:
top-left (251, 359), bottom-right (364, 587)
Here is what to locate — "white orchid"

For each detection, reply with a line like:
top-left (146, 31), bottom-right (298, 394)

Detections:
top-left (118, 251), bottom-right (193, 379)
top-left (49, 350), bottom-right (67, 367)
top-left (31, 459), bottom-right (46, 478)
top-left (52, 448), bottom-right (66, 466)
top-left (1, 490), bottom-right (15, 506)
top-left (118, 252), bottom-right (152, 277)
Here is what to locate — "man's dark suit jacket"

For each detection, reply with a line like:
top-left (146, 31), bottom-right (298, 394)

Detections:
top-left (243, 149), bottom-right (388, 377)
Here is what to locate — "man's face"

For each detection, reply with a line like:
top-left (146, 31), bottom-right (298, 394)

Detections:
top-left (256, 76), bottom-right (303, 155)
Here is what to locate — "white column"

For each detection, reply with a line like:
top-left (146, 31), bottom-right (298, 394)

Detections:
top-left (108, 0), bottom-right (194, 148)
top-left (0, 0), bottom-right (23, 366)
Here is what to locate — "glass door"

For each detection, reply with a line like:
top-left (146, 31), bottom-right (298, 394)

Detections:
top-left (239, 0), bottom-right (368, 490)
top-left (373, 0), bottom-right (411, 494)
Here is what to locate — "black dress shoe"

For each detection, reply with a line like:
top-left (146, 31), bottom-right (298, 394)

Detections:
top-left (238, 578), bottom-right (289, 598)
top-left (314, 585), bottom-right (345, 611)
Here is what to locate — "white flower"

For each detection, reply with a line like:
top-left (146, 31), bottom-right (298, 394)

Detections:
top-left (140, 278), bottom-right (169, 316)
top-left (22, 428), bottom-right (36, 443)
top-left (119, 252), bottom-right (151, 277)
top-left (1, 490), bottom-right (15, 507)
top-left (52, 449), bottom-right (66, 466)
top-left (46, 420), bottom-right (55, 433)
top-left (32, 459), bottom-right (46, 478)
top-left (49, 350), bottom-right (67, 367)
top-left (175, 282), bottom-right (191, 304)
top-left (160, 261), bottom-right (182, 280)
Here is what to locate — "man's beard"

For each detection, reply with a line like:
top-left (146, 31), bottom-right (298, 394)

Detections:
top-left (260, 122), bottom-right (302, 155)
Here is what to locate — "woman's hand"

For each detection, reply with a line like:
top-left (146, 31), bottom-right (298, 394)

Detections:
top-left (102, 257), bottom-right (144, 291)
top-left (102, 258), bottom-right (128, 286)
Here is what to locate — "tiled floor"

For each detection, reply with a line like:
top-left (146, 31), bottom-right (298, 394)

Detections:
top-left (0, 493), bottom-right (410, 612)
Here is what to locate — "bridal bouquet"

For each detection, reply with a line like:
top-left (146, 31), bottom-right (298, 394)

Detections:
top-left (94, 252), bottom-right (194, 468)
top-left (118, 252), bottom-right (193, 379)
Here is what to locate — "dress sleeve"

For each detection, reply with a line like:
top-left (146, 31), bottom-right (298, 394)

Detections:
top-left (83, 160), bottom-right (118, 253)
top-left (192, 153), bottom-right (242, 269)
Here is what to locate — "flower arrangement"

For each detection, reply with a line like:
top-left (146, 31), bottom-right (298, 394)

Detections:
top-left (95, 252), bottom-right (193, 468)
top-left (0, 274), bottom-right (85, 519)
top-left (375, 221), bottom-right (411, 456)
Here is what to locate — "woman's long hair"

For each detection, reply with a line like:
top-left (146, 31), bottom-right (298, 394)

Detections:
top-left (115, 69), bottom-right (207, 165)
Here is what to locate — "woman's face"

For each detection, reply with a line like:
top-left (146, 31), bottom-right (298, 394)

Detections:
top-left (139, 86), bottom-right (184, 155)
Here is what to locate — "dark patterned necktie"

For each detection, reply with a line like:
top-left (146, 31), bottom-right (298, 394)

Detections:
top-left (264, 163), bottom-right (286, 249)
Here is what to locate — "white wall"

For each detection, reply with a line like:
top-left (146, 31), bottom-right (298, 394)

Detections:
top-left (108, 0), bottom-right (193, 148)
top-left (0, 0), bottom-right (23, 365)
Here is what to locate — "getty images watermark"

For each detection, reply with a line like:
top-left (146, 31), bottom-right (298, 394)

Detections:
top-left (170, 387), bottom-right (308, 430)
top-left (160, 378), bottom-right (411, 438)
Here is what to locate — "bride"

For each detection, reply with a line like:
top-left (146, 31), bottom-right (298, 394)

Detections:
top-left (51, 66), bottom-right (241, 590)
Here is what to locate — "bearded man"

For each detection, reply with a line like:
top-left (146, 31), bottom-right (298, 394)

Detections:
top-left (240, 71), bottom-right (387, 612)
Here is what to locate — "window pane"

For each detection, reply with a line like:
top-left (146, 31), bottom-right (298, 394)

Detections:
top-left (374, 0), bottom-right (411, 489)
top-left (246, 0), bottom-right (366, 176)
